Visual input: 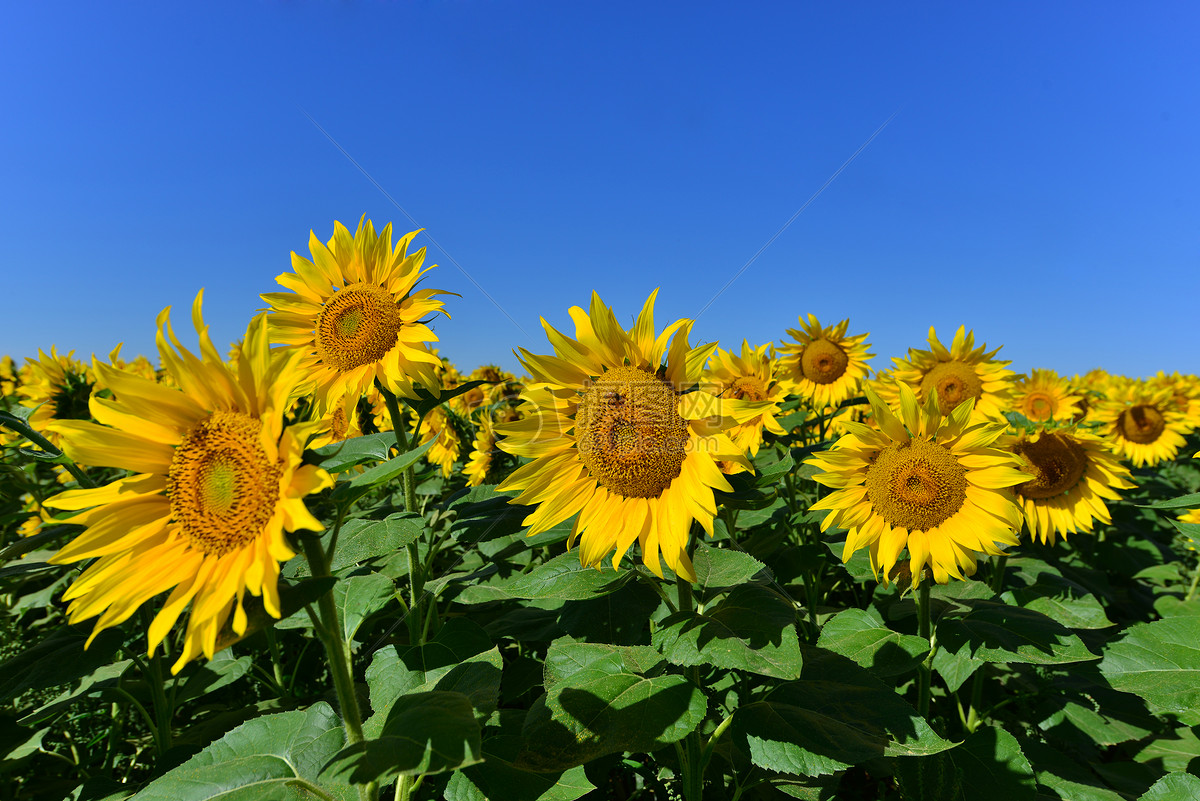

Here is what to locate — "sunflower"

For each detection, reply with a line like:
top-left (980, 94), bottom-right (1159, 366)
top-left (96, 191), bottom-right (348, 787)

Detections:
top-left (704, 341), bottom-right (789, 469)
top-left (1009, 369), bottom-right (1082, 423)
top-left (1091, 384), bottom-right (1196, 467)
top-left (411, 405), bottom-right (462, 478)
top-left (17, 348), bottom-right (96, 448)
top-left (261, 218), bottom-right (451, 414)
top-left (778, 315), bottom-right (872, 408)
top-left (495, 290), bottom-right (767, 581)
top-left (1005, 428), bottom-right (1134, 544)
top-left (464, 415), bottom-right (499, 486)
top-left (1178, 508), bottom-right (1200, 552)
top-left (1, 355), bottom-right (19, 397)
top-left (882, 326), bottom-right (1015, 421)
top-left (42, 294), bottom-right (332, 674)
top-left (806, 384), bottom-right (1027, 586)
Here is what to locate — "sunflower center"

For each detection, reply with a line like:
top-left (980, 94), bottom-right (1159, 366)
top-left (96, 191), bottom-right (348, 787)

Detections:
top-left (1022, 392), bottom-right (1056, 422)
top-left (1013, 433), bottom-right (1088, 499)
top-left (801, 340), bottom-right (849, 385)
top-left (865, 439), bottom-right (968, 531)
top-left (576, 365), bottom-right (688, 499)
top-left (729, 376), bottom-right (767, 401)
top-left (167, 410), bottom-right (283, 557)
top-left (1118, 404), bottom-right (1165, 444)
top-left (920, 361), bottom-right (983, 408)
top-left (315, 282), bottom-right (404, 372)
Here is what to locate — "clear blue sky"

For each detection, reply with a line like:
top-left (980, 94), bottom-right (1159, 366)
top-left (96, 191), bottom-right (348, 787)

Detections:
top-left (3, 2), bottom-right (1197, 380)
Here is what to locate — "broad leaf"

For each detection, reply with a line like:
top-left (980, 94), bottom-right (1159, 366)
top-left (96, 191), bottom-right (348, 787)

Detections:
top-left (0, 625), bottom-right (125, 701)
top-left (330, 513), bottom-right (424, 572)
top-left (365, 619), bottom-right (498, 738)
top-left (516, 642), bottom-right (706, 772)
top-left (893, 725), bottom-right (1035, 801)
top-left (310, 433), bottom-right (396, 473)
top-left (936, 600), bottom-right (1099, 665)
top-left (444, 736), bottom-right (595, 801)
top-left (731, 648), bottom-right (954, 778)
top-left (1139, 773), bottom-right (1200, 801)
top-left (347, 440), bottom-right (434, 490)
top-left (692, 543), bottom-right (769, 593)
top-left (456, 552), bottom-right (633, 603)
top-left (321, 691), bottom-right (483, 784)
top-left (653, 584), bottom-right (803, 680)
top-left (131, 703), bottom-right (354, 801)
top-left (817, 608), bottom-right (930, 677)
top-left (1100, 616), bottom-right (1200, 716)
top-left (334, 573), bottom-right (395, 645)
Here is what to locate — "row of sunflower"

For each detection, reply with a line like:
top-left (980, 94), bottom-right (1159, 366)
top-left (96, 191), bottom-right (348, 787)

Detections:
top-left (1, 218), bottom-right (1199, 801)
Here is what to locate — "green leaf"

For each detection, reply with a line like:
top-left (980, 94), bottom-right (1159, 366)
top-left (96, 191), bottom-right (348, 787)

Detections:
top-left (347, 440), bottom-right (434, 490)
top-left (935, 600), bottom-right (1099, 665)
top-left (1139, 772), bottom-right (1200, 801)
top-left (515, 642), bottom-right (706, 772)
top-left (731, 648), bottom-right (954, 778)
top-left (559, 580), bottom-right (662, 645)
top-left (130, 702), bottom-right (354, 801)
top-left (329, 513), bottom-right (424, 572)
top-left (365, 619), bottom-right (498, 738)
top-left (0, 625), bottom-right (125, 701)
top-left (19, 660), bottom-right (132, 726)
top-left (321, 691), bottom-right (483, 784)
top-left (444, 736), bottom-right (595, 801)
top-left (1135, 726), bottom-right (1200, 774)
top-left (1100, 616), bottom-right (1200, 716)
top-left (817, 608), bottom-right (930, 677)
top-left (175, 651), bottom-right (253, 706)
top-left (334, 573), bottom-right (395, 646)
top-left (456, 552), bottom-right (633, 603)
top-left (1020, 737), bottom-right (1124, 801)
top-left (409, 381), bottom-right (487, 420)
top-left (309, 433), bottom-right (396, 473)
top-left (931, 642), bottom-right (983, 693)
top-left (893, 725), bottom-right (1036, 801)
top-left (692, 543), bottom-right (769, 592)
top-left (1141, 492), bottom-right (1200, 510)
top-left (947, 725), bottom-right (1035, 801)
top-left (653, 584), bottom-right (803, 680)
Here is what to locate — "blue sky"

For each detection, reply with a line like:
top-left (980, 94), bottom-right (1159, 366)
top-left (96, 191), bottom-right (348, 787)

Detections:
top-left (2, 2), bottom-right (1197, 380)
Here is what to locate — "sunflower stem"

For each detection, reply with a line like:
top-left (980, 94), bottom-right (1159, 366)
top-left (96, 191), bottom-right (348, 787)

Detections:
top-left (1186, 558), bottom-right (1200, 603)
top-left (301, 536), bottom-right (375, 801)
top-left (916, 580), bottom-right (933, 720)
top-left (676, 576), bottom-right (706, 801)
top-left (964, 554), bottom-right (1009, 732)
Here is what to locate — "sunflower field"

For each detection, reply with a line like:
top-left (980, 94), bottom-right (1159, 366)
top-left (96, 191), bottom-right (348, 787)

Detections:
top-left (3, 219), bottom-right (1200, 801)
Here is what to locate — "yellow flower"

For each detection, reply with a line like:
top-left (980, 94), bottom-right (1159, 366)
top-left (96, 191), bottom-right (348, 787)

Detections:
top-left (1009, 369), bottom-right (1082, 423)
top-left (1, 355), bottom-right (18, 397)
top-left (806, 384), bottom-right (1027, 586)
top-left (464, 416), bottom-right (498, 486)
top-left (17, 348), bottom-right (95, 448)
top-left (261, 218), bottom-right (451, 414)
top-left (412, 405), bottom-right (461, 478)
top-left (495, 290), bottom-right (767, 581)
top-left (1091, 384), bottom-right (1196, 467)
top-left (704, 341), bottom-right (789, 470)
top-left (778, 315), bottom-right (872, 408)
top-left (43, 294), bottom-right (332, 674)
top-left (883, 326), bottom-right (1015, 421)
top-left (1006, 428), bottom-right (1134, 544)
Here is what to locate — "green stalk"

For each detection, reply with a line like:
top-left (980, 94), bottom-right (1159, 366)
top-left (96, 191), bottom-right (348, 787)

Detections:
top-left (964, 554), bottom-right (1010, 732)
top-left (302, 536), bottom-right (376, 801)
top-left (916, 580), bottom-right (933, 719)
top-left (376, 382), bottom-right (429, 647)
top-left (676, 576), bottom-right (706, 801)
top-left (1186, 556), bottom-right (1200, 602)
